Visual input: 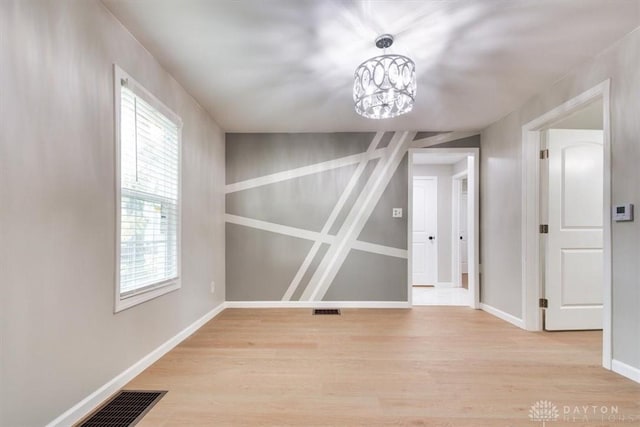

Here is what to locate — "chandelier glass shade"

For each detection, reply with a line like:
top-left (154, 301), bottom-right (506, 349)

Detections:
top-left (353, 38), bottom-right (416, 119)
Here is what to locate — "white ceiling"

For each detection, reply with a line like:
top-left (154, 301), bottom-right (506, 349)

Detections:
top-left (102, 0), bottom-right (640, 132)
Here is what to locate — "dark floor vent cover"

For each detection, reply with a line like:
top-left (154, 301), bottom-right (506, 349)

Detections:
top-left (313, 308), bottom-right (341, 315)
top-left (79, 390), bottom-right (166, 427)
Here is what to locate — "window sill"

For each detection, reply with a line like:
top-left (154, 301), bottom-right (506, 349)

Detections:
top-left (114, 280), bottom-right (180, 313)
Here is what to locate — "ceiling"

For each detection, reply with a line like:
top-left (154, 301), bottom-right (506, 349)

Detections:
top-left (102, 0), bottom-right (640, 133)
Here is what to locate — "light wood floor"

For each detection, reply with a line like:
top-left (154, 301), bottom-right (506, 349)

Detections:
top-left (127, 308), bottom-right (640, 426)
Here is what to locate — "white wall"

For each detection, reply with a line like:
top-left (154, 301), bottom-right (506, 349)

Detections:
top-left (413, 164), bottom-right (453, 283)
top-left (480, 25), bottom-right (640, 372)
top-left (0, 1), bottom-right (225, 425)
top-left (453, 158), bottom-right (468, 176)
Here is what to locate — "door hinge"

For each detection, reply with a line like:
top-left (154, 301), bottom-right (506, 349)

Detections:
top-left (539, 224), bottom-right (549, 234)
top-left (539, 298), bottom-right (548, 308)
top-left (540, 149), bottom-right (549, 159)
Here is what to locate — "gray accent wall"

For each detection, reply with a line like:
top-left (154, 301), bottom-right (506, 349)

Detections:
top-left (481, 24), bottom-right (640, 371)
top-left (324, 250), bottom-right (408, 301)
top-left (227, 163), bottom-right (358, 232)
top-left (226, 132), bottom-right (374, 183)
top-left (226, 132), bottom-right (411, 302)
top-left (225, 133), bottom-right (478, 302)
top-left (358, 154), bottom-right (409, 249)
top-left (0, 1), bottom-right (225, 426)
top-left (226, 224), bottom-right (313, 300)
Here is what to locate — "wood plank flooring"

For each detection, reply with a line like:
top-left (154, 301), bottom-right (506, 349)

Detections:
top-left (126, 308), bottom-right (640, 426)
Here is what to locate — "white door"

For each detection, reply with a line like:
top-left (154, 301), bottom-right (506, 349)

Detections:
top-left (545, 129), bottom-right (603, 330)
top-left (459, 189), bottom-right (468, 274)
top-left (412, 177), bottom-right (437, 285)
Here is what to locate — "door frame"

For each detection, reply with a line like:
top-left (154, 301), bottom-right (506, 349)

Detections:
top-left (408, 148), bottom-right (480, 309)
top-left (520, 80), bottom-right (612, 369)
top-left (412, 176), bottom-right (439, 286)
top-left (451, 170), bottom-right (468, 287)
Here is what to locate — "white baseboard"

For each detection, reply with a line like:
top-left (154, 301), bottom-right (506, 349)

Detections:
top-left (612, 359), bottom-right (640, 384)
top-left (46, 302), bottom-right (227, 427)
top-left (480, 303), bottom-right (526, 329)
top-left (225, 300), bottom-right (410, 309)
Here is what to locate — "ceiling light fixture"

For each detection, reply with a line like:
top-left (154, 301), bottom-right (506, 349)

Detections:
top-left (353, 34), bottom-right (416, 120)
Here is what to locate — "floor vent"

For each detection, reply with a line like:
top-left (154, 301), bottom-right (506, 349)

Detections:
top-left (79, 390), bottom-right (167, 427)
top-left (313, 308), bottom-right (341, 315)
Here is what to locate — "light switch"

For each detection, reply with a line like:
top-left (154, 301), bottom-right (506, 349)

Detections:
top-left (392, 208), bottom-right (403, 218)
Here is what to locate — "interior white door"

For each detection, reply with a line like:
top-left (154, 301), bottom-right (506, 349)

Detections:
top-left (459, 189), bottom-right (468, 274)
top-left (545, 129), bottom-right (604, 330)
top-left (412, 177), bottom-right (437, 285)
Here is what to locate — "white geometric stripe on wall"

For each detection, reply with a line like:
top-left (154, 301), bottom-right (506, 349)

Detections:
top-left (225, 131), bottom-right (479, 301)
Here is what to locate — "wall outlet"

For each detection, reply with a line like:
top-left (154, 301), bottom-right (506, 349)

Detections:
top-left (210, 281), bottom-right (216, 294)
top-left (392, 208), bottom-right (403, 218)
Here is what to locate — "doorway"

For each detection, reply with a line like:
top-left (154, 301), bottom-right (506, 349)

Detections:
top-left (408, 148), bottom-right (479, 308)
top-left (521, 80), bottom-right (611, 369)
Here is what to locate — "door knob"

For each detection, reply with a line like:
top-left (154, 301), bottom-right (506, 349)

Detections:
top-left (428, 236), bottom-right (435, 241)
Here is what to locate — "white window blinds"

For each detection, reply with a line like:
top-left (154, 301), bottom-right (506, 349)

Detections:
top-left (118, 80), bottom-right (180, 297)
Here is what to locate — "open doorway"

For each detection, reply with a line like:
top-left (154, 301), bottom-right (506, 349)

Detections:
top-left (521, 80), bottom-right (612, 369)
top-left (408, 148), bottom-right (479, 308)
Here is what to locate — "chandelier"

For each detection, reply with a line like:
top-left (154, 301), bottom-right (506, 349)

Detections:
top-left (353, 34), bottom-right (416, 119)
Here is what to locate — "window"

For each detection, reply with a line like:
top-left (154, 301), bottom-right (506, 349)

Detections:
top-left (114, 65), bottom-right (182, 312)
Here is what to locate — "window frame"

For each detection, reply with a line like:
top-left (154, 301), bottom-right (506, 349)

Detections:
top-left (113, 64), bottom-right (183, 313)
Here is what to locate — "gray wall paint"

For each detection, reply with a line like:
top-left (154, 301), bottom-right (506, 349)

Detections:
top-left (412, 164), bottom-right (454, 283)
top-left (226, 224), bottom-right (312, 300)
top-left (227, 164), bottom-right (358, 232)
top-left (0, 1), bottom-right (225, 425)
top-left (226, 133), bottom-right (410, 302)
top-left (358, 154), bottom-right (409, 249)
top-left (226, 132), bottom-right (374, 183)
top-left (225, 133), bottom-right (477, 302)
top-left (481, 25), bottom-right (640, 370)
top-left (324, 250), bottom-right (408, 301)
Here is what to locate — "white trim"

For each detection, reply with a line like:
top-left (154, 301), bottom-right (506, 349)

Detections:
top-left (520, 80), bottom-right (612, 370)
top-left (225, 147), bottom-right (386, 194)
top-left (451, 170), bottom-right (468, 287)
top-left (225, 301), bottom-right (410, 309)
top-left (612, 359), bottom-right (640, 384)
top-left (411, 130), bottom-right (480, 149)
top-left (302, 131), bottom-right (416, 301)
top-left (480, 303), bottom-right (526, 329)
top-left (225, 214), bottom-right (335, 244)
top-left (351, 240), bottom-right (408, 259)
top-left (282, 132), bottom-right (383, 301)
top-left (408, 148), bottom-right (480, 309)
top-left (46, 302), bottom-right (227, 427)
top-left (113, 64), bottom-right (183, 313)
top-left (434, 282), bottom-right (455, 288)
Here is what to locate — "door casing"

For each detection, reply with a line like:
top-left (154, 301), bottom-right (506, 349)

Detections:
top-left (520, 80), bottom-right (612, 369)
top-left (408, 148), bottom-right (480, 309)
